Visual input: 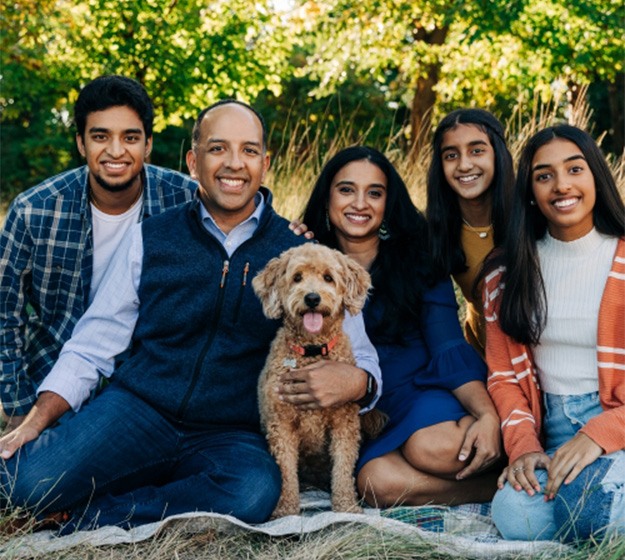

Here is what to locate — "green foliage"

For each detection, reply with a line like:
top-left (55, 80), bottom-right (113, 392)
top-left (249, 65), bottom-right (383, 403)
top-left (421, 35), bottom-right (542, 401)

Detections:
top-left (1, 0), bottom-right (623, 200)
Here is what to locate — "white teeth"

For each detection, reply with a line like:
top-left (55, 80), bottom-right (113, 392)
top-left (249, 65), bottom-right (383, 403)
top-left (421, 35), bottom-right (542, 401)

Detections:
top-left (345, 214), bottom-right (369, 223)
top-left (221, 178), bottom-right (244, 187)
top-left (104, 162), bottom-right (127, 169)
top-left (458, 175), bottom-right (479, 183)
top-left (554, 198), bottom-right (577, 208)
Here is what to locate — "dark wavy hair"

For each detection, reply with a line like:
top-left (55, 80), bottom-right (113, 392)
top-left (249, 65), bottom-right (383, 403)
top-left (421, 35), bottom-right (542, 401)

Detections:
top-left (74, 75), bottom-right (154, 138)
top-left (491, 124), bottom-right (625, 345)
top-left (302, 146), bottom-right (435, 341)
top-left (426, 109), bottom-right (514, 277)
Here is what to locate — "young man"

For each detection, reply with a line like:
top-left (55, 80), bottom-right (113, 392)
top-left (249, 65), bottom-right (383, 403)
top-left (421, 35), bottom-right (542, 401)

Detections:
top-left (0, 101), bottom-right (380, 530)
top-left (0, 76), bottom-right (197, 429)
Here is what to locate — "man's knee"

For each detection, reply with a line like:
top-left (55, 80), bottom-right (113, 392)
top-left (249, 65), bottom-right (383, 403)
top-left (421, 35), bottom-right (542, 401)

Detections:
top-left (1, 452), bottom-right (68, 512)
top-left (228, 453), bottom-right (281, 523)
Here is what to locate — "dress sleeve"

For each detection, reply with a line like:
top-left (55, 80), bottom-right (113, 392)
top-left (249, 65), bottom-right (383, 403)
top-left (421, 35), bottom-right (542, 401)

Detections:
top-left (418, 278), bottom-right (487, 391)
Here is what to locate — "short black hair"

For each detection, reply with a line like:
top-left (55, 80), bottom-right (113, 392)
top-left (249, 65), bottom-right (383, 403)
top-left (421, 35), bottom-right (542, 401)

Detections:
top-left (74, 75), bottom-right (154, 138)
top-left (191, 99), bottom-right (267, 151)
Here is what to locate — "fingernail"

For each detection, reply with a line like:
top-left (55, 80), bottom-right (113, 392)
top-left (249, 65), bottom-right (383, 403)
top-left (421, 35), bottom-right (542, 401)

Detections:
top-left (458, 454), bottom-right (467, 461)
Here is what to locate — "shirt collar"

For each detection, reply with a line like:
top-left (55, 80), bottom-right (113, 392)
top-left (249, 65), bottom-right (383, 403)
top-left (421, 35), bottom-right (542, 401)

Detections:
top-left (199, 190), bottom-right (265, 233)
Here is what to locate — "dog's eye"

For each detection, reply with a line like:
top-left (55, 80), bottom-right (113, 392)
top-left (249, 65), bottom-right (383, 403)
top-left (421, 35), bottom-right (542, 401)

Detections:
top-left (323, 274), bottom-right (334, 283)
top-left (293, 273), bottom-right (302, 283)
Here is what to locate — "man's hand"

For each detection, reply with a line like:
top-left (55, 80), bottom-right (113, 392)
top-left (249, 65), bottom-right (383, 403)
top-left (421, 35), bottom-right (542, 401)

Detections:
top-left (0, 412), bottom-right (26, 435)
top-left (277, 361), bottom-right (366, 409)
top-left (0, 392), bottom-right (70, 460)
top-left (544, 433), bottom-right (603, 500)
top-left (0, 424), bottom-right (41, 460)
top-left (456, 413), bottom-right (501, 479)
top-left (288, 220), bottom-right (315, 240)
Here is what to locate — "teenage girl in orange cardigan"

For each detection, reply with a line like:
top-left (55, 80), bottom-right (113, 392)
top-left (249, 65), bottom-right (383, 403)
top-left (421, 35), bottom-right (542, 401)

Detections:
top-left (483, 125), bottom-right (624, 542)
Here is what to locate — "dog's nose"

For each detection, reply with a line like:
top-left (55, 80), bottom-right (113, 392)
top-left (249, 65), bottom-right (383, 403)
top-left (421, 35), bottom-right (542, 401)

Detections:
top-left (304, 292), bottom-right (321, 309)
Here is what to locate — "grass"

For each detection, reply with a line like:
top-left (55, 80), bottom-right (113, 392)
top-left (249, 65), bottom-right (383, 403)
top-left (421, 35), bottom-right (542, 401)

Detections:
top-left (1, 512), bottom-right (624, 559)
top-left (1, 94), bottom-right (625, 558)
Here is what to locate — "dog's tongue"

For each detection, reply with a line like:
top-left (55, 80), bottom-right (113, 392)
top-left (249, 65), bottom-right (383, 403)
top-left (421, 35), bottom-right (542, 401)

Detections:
top-left (303, 311), bottom-right (323, 333)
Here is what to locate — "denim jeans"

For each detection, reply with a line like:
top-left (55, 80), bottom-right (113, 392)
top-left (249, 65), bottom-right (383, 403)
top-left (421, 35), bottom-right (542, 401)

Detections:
top-left (0, 384), bottom-right (281, 530)
top-left (492, 392), bottom-right (625, 542)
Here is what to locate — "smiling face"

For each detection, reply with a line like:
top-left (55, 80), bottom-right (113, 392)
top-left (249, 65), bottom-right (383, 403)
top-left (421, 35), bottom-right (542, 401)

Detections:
top-left (531, 138), bottom-right (596, 241)
top-left (327, 160), bottom-right (387, 247)
top-left (76, 105), bottom-right (152, 193)
top-left (441, 124), bottom-right (495, 204)
top-left (186, 103), bottom-right (270, 233)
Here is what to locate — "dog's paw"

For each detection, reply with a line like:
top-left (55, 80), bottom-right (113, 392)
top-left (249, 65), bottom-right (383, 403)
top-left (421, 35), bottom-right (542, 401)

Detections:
top-left (331, 500), bottom-right (363, 514)
top-left (271, 503), bottom-right (300, 519)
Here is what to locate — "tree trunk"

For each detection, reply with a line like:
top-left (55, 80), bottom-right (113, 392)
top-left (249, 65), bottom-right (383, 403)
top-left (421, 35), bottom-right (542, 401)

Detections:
top-left (409, 25), bottom-right (448, 160)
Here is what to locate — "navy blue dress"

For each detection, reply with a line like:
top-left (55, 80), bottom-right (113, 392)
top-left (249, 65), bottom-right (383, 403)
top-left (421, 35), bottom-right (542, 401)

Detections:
top-left (357, 278), bottom-right (487, 471)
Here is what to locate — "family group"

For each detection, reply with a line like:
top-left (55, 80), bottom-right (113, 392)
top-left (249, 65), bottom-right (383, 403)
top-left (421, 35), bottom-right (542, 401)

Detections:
top-left (0, 75), bottom-right (623, 543)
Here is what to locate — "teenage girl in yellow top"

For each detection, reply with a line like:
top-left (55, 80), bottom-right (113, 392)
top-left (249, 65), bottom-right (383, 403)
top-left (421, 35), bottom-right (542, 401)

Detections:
top-left (426, 109), bottom-right (514, 357)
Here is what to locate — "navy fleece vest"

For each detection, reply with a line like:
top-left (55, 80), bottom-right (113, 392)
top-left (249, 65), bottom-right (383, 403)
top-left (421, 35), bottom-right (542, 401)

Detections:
top-left (114, 194), bottom-right (305, 429)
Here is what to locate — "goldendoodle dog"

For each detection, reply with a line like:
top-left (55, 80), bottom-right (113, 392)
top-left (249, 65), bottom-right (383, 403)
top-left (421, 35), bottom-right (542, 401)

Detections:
top-left (253, 243), bottom-right (384, 518)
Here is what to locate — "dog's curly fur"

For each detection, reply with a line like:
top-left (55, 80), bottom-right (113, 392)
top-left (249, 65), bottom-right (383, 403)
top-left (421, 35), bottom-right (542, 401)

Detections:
top-left (253, 243), bottom-right (381, 517)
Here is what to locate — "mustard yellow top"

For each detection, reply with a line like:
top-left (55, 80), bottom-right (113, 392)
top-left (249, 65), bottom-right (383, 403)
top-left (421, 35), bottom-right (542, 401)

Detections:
top-left (452, 225), bottom-right (494, 358)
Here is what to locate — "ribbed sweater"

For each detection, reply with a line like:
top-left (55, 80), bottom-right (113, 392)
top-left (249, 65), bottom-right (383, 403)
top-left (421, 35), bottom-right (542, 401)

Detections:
top-left (483, 236), bottom-right (625, 463)
top-left (534, 229), bottom-right (617, 394)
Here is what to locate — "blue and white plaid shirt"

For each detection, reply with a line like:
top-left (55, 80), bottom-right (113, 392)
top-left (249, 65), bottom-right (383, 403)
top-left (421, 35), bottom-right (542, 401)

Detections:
top-left (0, 164), bottom-right (197, 415)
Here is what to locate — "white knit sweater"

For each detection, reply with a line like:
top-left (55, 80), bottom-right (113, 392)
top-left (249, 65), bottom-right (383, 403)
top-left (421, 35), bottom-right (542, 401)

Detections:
top-left (534, 228), bottom-right (618, 395)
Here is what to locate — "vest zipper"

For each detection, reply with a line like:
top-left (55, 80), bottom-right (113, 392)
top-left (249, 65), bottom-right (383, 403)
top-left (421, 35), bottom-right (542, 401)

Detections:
top-left (176, 258), bottom-right (229, 419)
top-left (232, 262), bottom-right (250, 323)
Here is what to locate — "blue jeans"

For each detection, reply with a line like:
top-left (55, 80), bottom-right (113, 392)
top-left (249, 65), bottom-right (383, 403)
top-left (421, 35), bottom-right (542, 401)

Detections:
top-left (0, 384), bottom-right (281, 530)
top-left (492, 392), bottom-right (625, 542)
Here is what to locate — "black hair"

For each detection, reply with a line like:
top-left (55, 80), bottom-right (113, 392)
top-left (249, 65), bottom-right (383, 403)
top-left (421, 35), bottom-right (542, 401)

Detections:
top-left (74, 75), bottom-right (154, 138)
top-left (426, 108), bottom-right (514, 277)
top-left (491, 124), bottom-right (625, 345)
top-left (302, 146), bottom-right (435, 342)
top-left (191, 99), bottom-right (267, 151)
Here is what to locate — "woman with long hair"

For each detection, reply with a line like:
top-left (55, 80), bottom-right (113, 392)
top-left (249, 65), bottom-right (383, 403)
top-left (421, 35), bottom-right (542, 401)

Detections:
top-left (291, 146), bottom-right (501, 506)
top-left (426, 109), bottom-right (514, 356)
top-left (483, 125), bottom-right (625, 541)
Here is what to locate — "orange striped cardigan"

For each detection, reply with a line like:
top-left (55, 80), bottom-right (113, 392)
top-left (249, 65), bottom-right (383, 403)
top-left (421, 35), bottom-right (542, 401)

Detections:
top-left (483, 237), bottom-right (625, 464)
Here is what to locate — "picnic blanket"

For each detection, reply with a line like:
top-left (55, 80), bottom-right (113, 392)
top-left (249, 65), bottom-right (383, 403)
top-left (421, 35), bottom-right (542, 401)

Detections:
top-left (3, 490), bottom-right (573, 559)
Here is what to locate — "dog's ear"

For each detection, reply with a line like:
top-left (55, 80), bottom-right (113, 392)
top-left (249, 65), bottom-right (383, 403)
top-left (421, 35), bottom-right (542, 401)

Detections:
top-left (340, 253), bottom-right (372, 315)
top-left (252, 255), bottom-right (286, 319)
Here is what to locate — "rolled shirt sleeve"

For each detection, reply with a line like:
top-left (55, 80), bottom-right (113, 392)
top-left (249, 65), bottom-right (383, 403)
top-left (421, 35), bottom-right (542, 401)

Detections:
top-left (343, 310), bottom-right (382, 412)
top-left (38, 224), bottom-right (143, 410)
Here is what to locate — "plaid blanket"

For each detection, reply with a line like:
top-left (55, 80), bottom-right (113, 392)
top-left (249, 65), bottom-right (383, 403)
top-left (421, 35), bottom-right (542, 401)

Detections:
top-left (2, 491), bottom-right (573, 559)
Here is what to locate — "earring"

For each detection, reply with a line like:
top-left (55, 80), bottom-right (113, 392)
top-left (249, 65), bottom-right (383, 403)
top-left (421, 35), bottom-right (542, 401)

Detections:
top-left (325, 209), bottom-right (331, 231)
top-left (378, 219), bottom-right (390, 240)
top-left (530, 199), bottom-right (536, 206)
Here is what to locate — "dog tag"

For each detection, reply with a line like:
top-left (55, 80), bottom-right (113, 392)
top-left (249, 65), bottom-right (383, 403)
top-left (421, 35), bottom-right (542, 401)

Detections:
top-left (282, 358), bottom-right (297, 369)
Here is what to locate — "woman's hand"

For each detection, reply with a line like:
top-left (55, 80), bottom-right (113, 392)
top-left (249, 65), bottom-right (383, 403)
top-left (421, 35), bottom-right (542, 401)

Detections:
top-left (543, 432), bottom-right (603, 500)
top-left (499, 452), bottom-right (550, 496)
top-left (288, 220), bottom-right (315, 239)
top-left (456, 413), bottom-right (501, 479)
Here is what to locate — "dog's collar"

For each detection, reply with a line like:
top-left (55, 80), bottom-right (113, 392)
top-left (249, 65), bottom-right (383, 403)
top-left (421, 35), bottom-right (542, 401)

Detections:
top-left (288, 334), bottom-right (340, 357)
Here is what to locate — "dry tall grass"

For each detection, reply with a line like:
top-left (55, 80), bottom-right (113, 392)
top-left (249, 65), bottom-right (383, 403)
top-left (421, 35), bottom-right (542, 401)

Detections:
top-left (268, 89), bottom-right (625, 219)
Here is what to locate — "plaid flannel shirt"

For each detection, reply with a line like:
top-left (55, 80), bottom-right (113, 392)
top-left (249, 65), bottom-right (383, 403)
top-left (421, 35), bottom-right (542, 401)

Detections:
top-left (0, 164), bottom-right (197, 416)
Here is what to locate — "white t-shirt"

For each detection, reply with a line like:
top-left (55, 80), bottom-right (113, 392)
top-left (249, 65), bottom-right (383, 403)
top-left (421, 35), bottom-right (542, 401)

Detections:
top-left (89, 196), bottom-right (143, 303)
